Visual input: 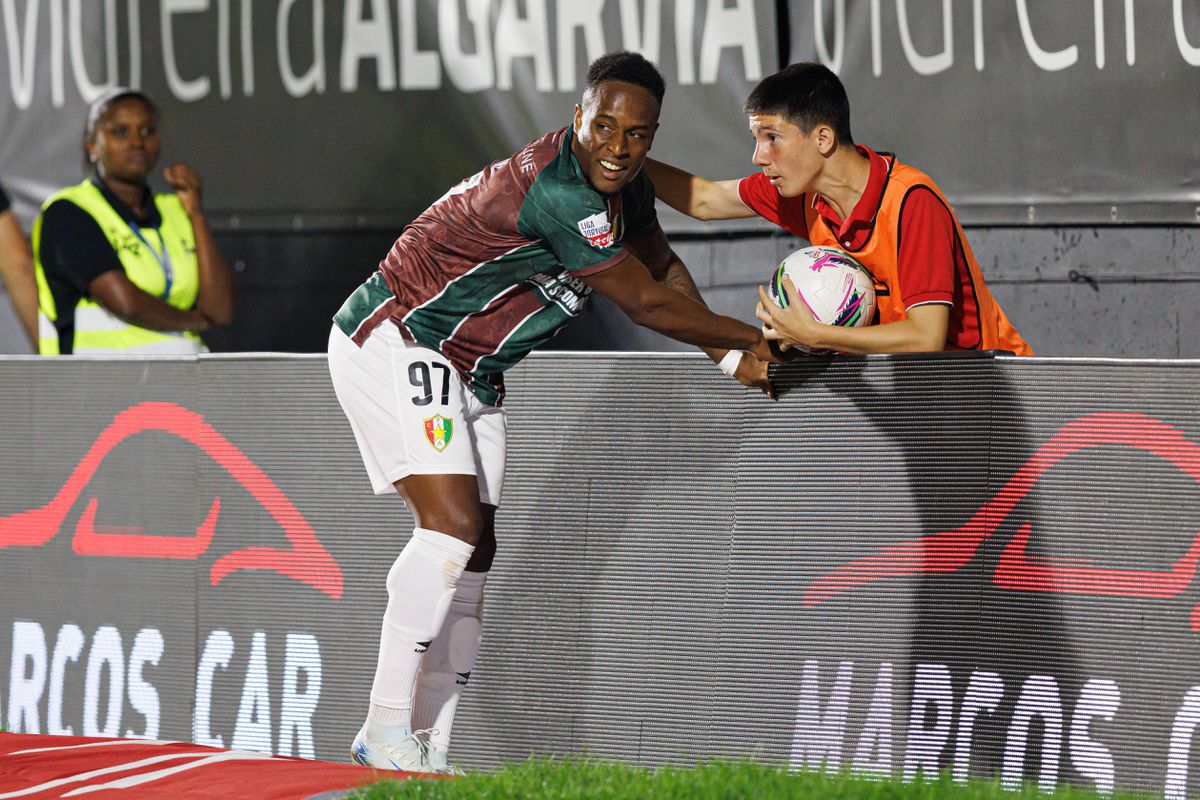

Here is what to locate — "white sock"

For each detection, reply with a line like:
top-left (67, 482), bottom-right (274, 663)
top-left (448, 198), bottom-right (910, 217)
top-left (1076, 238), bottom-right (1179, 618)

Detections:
top-left (412, 570), bottom-right (486, 753)
top-left (365, 528), bottom-right (474, 739)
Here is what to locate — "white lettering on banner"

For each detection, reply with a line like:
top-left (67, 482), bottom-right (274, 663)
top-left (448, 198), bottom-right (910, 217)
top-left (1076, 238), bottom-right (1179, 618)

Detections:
top-left (1176, 0), bottom-right (1200, 66)
top-left (1, 0), bottom-right (45, 109)
top-left (162, 0), bottom-right (213, 102)
top-left (83, 625), bottom-right (125, 738)
top-left (903, 663), bottom-right (953, 782)
top-left (194, 628), bottom-right (235, 747)
top-left (1069, 679), bottom-right (1119, 796)
top-left (7, 621), bottom-right (47, 734)
top-left (953, 671), bottom-right (1003, 783)
top-left (790, 659), bottom-right (853, 771)
top-left (1016, 0), bottom-right (1078, 71)
top-left (47, 623), bottom-right (85, 736)
top-left (556, 0), bottom-right (605, 92)
top-left (232, 631), bottom-right (272, 753)
top-left (278, 632), bottom-right (322, 758)
top-left (675, 0), bottom-right (697, 84)
top-left (0, 1), bottom-right (1196, 109)
top-left (278, 0), bottom-right (326, 96)
top-left (698, 0), bottom-right (760, 82)
top-left (850, 660), bottom-right (893, 779)
top-left (399, 0), bottom-right (438, 89)
top-left (340, 0), bottom-right (396, 91)
top-left (439, 0), bottom-right (493, 92)
top-left (619, 0), bottom-right (661, 65)
top-left (814, 0), bottom-right (844, 75)
top-left (68, 0), bottom-right (117, 103)
top-left (1, 620), bottom-right (322, 758)
top-left (1165, 686), bottom-right (1200, 800)
top-left (1001, 675), bottom-right (1063, 792)
top-left (217, 0), bottom-right (255, 99)
top-left (495, 0), bottom-right (553, 92)
top-left (5, 621), bottom-right (164, 739)
top-left (896, 0), bottom-right (952, 75)
top-left (1091, 0), bottom-right (1137, 69)
top-left (788, 659), bottom-right (1135, 794)
top-left (624, 0), bottom-right (662, 64)
top-left (128, 628), bottom-right (165, 739)
top-left (193, 628), bottom-right (323, 758)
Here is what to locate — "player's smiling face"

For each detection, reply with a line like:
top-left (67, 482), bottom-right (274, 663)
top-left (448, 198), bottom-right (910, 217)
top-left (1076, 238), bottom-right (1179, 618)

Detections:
top-left (572, 80), bottom-right (660, 195)
top-left (748, 112), bottom-right (824, 198)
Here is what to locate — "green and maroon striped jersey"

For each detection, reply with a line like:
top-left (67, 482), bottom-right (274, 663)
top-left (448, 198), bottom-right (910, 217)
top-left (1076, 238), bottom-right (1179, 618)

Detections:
top-left (334, 127), bottom-right (658, 406)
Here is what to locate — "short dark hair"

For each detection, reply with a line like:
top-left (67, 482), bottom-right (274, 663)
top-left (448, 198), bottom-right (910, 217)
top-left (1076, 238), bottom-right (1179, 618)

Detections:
top-left (744, 63), bottom-right (853, 145)
top-left (585, 51), bottom-right (665, 106)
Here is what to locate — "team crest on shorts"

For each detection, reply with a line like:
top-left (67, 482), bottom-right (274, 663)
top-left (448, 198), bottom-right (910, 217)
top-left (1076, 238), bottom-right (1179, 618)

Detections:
top-left (424, 414), bottom-right (453, 452)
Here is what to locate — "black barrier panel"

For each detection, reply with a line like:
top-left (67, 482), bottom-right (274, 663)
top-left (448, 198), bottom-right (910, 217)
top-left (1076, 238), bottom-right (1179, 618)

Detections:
top-left (2, 353), bottom-right (1200, 798)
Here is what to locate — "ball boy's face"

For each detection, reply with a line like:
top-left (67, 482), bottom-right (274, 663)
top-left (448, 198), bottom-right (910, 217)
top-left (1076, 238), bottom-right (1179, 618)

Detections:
top-left (747, 112), bottom-right (827, 198)
top-left (572, 80), bottom-right (660, 195)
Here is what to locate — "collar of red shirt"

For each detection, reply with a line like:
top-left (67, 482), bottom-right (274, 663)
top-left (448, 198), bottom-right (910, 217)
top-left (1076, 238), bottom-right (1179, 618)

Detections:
top-left (810, 144), bottom-right (890, 251)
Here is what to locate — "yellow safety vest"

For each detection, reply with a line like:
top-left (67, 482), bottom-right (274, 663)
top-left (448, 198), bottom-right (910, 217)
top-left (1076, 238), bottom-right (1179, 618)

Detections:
top-left (33, 180), bottom-right (204, 355)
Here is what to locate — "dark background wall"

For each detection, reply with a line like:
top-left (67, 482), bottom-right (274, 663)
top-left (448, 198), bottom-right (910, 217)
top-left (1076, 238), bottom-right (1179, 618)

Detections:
top-left (172, 222), bottom-right (1200, 358)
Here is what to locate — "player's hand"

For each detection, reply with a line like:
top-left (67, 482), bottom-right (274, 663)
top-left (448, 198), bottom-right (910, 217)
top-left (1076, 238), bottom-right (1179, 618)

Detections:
top-left (733, 352), bottom-right (775, 399)
top-left (757, 277), bottom-right (821, 351)
top-left (163, 163), bottom-right (204, 219)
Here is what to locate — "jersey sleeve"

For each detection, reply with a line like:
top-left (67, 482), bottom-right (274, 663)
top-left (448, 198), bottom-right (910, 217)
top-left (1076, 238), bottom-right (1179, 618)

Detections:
top-left (38, 199), bottom-right (124, 294)
top-left (518, 179), bottom-right (628, 278)
top-left (621, 170), bottom-right (659, 238)
top-left (737, 172), bottom-right (809, 239)
top-left (896, 187), bottom-right (955, 308)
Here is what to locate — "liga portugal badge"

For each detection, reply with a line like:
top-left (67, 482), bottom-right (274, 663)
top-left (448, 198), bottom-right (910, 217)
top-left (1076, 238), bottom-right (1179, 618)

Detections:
top-left (424, 414), bottom-right (452, 452)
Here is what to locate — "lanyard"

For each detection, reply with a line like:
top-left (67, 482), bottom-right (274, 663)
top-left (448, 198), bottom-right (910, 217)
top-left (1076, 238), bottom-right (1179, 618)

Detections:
top-left (128, 220), bottom-right (174, 300)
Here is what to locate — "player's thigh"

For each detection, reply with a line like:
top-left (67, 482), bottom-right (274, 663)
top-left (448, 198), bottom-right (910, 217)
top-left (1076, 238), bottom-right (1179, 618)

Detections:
top-left (465, 398), bottom-right (507, 508)
top-left (394, 472), bottom-right (484, 543)
top-left (327, 324), bottom-right (477, 495)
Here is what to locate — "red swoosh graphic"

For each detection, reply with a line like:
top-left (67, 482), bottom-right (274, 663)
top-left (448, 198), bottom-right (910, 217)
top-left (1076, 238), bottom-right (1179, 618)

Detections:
top-left (803, 412), bottom-right (1200, 628)
top-left (0, 402), bottom-right (342, 599)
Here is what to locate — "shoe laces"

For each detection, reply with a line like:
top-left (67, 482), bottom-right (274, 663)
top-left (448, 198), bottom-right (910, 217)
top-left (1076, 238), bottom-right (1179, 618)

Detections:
top-left (374, 726), bottom-right (437, 768)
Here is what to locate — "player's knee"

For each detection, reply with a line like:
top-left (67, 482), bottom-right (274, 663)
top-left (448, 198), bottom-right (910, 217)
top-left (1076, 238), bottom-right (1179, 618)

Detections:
top-left (467, 532), bottom-right (496, 572)
top-left (422, 507), bottom-right (484, 546)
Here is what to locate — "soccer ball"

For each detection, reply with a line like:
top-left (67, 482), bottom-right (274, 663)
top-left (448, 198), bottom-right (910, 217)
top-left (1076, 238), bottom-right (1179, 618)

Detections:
top-left (767, 246), bottom-right (876, 352)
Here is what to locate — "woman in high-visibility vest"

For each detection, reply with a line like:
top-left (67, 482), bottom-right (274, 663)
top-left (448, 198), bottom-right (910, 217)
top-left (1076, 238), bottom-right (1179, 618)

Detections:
top-left (33, 88), bottom-right (235, 355)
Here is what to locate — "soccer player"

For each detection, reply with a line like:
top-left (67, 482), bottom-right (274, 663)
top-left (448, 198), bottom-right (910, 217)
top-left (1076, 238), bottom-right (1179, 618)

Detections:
top-left (327, 51), bottom-right (777, 774)
top-left (645, 62), bottom-right (1032, 359)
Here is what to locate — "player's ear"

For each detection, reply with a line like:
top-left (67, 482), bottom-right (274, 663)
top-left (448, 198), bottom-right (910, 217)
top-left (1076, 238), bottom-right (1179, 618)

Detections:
top-left (573, 103), bottom-right (583, 133)
top-left (815, 124), bottom-right (836, 155)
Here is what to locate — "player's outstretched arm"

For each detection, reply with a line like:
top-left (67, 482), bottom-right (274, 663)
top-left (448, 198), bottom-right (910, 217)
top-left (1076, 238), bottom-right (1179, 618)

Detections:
top-left (643, 159), bottom-right (755, 222)
top-left (585, 254), bottom-right (778, 363)
top-left (756, 276), bottom-right (949, 354)
top-left (625, 223), bottom-right (773, 397)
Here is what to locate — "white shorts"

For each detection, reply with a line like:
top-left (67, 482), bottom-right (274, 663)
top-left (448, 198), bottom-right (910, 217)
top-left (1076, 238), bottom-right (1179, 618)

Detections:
top-left (327, 323), bottom-right (506, 506)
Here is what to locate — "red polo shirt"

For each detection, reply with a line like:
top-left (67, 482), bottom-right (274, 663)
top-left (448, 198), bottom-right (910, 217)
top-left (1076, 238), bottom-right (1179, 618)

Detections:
top-left (738, 145), bottom-right (955, 310)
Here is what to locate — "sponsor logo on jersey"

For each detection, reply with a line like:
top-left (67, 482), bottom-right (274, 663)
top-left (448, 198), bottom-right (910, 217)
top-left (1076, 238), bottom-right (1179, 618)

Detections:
top-left (577, 211), bottom-right (614, 248)
top-left (424, 414), bottom-right (453, 452)
top-left (527, 271), bottom-right (590, 315)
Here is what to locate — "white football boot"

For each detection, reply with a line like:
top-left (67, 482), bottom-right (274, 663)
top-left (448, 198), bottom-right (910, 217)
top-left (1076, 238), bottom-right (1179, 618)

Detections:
top-left (425, 747), bottom-right (466, 776)
top-left (350, 726), bottom-right (433, 772)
